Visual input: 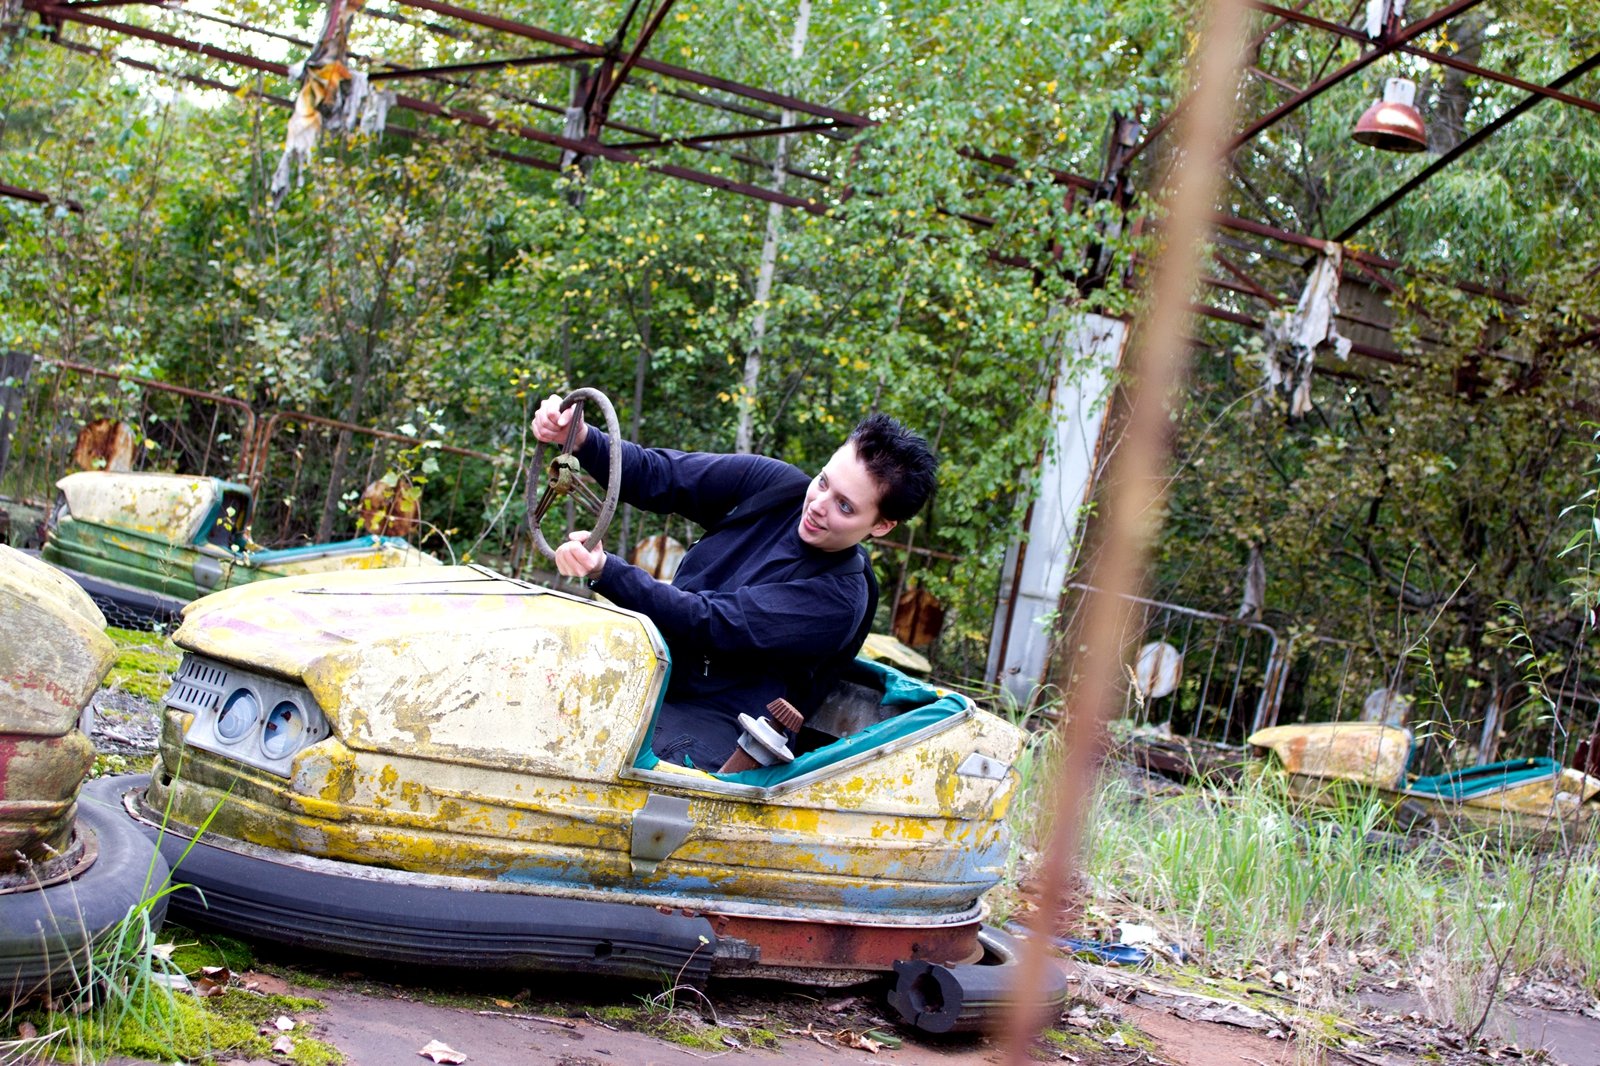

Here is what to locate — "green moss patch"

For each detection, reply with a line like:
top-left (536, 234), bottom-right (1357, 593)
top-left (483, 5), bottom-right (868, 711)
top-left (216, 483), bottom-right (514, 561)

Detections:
top-left (586, 1001), bottom-right (778, 1051)
top-left (165, 927), bottom-right (257, 974)
top-left (103, 627), bottom-right (181, 702)
top-left (16, 979), bottom-right (340, 1066)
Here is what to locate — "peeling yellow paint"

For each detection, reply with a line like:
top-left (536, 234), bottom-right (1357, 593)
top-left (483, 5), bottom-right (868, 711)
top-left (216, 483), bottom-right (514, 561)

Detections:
top-left (58, 471), bottom-right (216, 542)
top-left (1249, 722), bottom-right (1409, 787)
top-left (147, 565), bottom-right (1025, 918)
top-left (2, 545), bottom-right (116, 736)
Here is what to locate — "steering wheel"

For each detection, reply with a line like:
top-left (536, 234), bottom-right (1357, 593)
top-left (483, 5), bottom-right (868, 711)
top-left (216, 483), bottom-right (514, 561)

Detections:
top-left (526, 387), bottom-right (623, 563)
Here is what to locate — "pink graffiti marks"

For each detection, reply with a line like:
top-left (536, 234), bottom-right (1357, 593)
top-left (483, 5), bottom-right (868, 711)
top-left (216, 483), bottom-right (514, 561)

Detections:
top-left (9, 669), bottom-right (78, 710)
top-left (0, 736), bottom-right (17, 799)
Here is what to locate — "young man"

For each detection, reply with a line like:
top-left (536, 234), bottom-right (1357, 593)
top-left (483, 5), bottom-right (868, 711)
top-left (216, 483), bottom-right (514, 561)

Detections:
top-left (532, 394), bottom-right (938, 770)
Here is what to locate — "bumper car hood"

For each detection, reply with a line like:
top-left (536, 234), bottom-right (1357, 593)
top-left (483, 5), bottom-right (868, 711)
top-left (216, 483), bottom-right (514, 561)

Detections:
top-left (173, 567), bottom-right (666, 765)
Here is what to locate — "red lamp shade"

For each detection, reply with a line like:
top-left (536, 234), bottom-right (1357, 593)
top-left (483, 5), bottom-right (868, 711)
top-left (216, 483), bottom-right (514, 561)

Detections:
top-left (1352, 77), bottom-right (1427, 153)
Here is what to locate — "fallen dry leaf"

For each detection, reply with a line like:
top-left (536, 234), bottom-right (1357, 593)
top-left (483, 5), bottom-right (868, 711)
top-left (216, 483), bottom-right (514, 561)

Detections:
top-left (419, 1038), bottom-right (467, 1064)
top-left (834, 1029), bottom-right (884, 1053)
top-left (193, 973), bottom-right (229, 999)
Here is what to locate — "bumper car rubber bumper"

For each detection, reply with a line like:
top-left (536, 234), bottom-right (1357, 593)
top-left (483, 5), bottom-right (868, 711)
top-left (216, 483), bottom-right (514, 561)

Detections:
top-left (1, 774), bottom-right (170, 997)
top-left (111, 775), bottom-right (717, 984)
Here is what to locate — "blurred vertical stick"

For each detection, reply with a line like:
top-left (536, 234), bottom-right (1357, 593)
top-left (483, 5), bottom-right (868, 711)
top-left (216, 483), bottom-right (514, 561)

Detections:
top-left (1001, 0), bottom-right (1251, 1057)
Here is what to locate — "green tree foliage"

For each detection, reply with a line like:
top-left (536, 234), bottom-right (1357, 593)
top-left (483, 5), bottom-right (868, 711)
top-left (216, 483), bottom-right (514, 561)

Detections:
top-left (0, 0), bottom-right (1179, 676)
top-left (1154, 4), bottom-right (1600, 760)
top-left (4, 0), bottom-right (1597, 707)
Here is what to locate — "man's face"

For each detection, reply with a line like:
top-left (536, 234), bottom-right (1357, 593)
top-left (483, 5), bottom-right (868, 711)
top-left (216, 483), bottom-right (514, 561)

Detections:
top-left (798, 442), bottom-right (898, 552)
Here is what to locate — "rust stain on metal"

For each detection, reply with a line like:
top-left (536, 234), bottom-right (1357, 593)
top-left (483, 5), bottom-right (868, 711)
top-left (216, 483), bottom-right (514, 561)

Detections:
top-left (1, 544), bottom-right (114, 867)
top-left (1249, 722), bottom-right (1409, 787)
top-left (145, 564), bottom-right (1023, 924)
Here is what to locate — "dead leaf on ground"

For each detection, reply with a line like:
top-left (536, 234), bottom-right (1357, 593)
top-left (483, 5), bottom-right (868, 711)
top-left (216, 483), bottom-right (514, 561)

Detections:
top-left (419, 1038), bottom-right (467, 1064)
top-left (194, 966), bottom-right (232, 997)
top-left (834, 1029), bottom-right (884, 1053)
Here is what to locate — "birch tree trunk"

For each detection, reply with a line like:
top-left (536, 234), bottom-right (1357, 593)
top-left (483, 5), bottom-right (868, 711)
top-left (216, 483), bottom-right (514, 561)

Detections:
top-left (734, 0), bottom-right (810, 454)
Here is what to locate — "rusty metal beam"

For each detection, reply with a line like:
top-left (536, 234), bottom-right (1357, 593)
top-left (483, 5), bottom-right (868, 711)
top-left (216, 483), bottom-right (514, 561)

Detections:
top-left (371, 0), bottom-right (847, 139)
top-left (368, 51), bottom-right (583, 81)
top-left (387, 0), bottom-right (871, 128)
top-left (1254, 1), bottom-right (1600, 117)
top-left (0, 180), bottom-right (81, 211)
top-left (1191, 301), bottom-right (1413, 366)
top-left (1230, 0), bottom-right (1487, 151)
top-left (1402, 43), bottom-right (1600, 115)
top-left (71, 3), bottom-right (831, 193)
top-left (56, 34), bottom-right (564, 179)
top-left (1211, 211), bottom-right (1526, 308)
top-left (1336, 47), bottom-right (1600, 241)
top-left (1128, 0), bottom-right (1320, 163)
top-left (1247, 64), bottom-right (1302, 93)
top-left (957, 146), bottom-right (1096, 193)
top-left (54, 36), bottom-right (289, 107)
top-left (608, 119), bottom-right (838, 151)
top-left (1212, 250), bottom-right (1282, 305)
top-left (386, 90), bottom-right (830, 213)
top-left (31, 0), bottom-right (1547, 328)
top-left (33, 4), bottom-right (829, 214)
top-left (30, 2), bottom-right (287, 74)
top-left (591, 0), bottom-right (678, 128)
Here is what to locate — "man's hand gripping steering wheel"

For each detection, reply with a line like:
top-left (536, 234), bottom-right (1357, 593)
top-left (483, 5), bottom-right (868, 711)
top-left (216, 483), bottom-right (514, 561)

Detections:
top-left (527, 388), bottom-right (622, 579)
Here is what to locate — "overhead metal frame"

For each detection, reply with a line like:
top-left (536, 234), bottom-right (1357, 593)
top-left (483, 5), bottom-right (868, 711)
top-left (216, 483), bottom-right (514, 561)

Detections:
top-left (5, 0), bottom-right (1595, 375)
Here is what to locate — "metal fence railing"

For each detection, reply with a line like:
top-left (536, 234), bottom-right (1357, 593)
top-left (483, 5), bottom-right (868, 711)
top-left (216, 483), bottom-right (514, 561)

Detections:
top-left (0, 357), bottom-right (255, 504)
top-left (1058, 583), bottom-right (1284, 747)
top-left (1059, 582), bottom-right (1600, 773)
top-left (245, 410), bottom-right (518, 567)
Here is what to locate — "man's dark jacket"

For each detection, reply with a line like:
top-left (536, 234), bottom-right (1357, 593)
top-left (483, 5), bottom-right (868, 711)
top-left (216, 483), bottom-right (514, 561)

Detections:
top-left (575, 430), bottom-right (869, 769)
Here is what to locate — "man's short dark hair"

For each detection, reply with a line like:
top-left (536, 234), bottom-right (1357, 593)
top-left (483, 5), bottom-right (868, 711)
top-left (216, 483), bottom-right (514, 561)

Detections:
top-left (849, 413), bottom-right (938, 522)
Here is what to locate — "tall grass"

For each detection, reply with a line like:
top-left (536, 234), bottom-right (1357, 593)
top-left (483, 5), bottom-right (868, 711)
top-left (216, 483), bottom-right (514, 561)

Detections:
top-left (1008, 733), bottom-right (1600, 1026)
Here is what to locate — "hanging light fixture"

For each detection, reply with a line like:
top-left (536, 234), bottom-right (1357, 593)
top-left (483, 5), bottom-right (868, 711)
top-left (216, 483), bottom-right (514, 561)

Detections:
top-left (1352, 77), bottom-right (1427, 152)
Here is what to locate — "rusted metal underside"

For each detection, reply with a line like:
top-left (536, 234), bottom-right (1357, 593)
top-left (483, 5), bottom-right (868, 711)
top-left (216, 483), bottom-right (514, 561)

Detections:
top-left (704, 910), bottom-right (982, 975)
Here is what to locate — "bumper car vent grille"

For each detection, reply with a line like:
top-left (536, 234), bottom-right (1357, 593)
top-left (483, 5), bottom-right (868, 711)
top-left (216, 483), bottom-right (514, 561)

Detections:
top-left (165, 655), bottom-right (228, 715)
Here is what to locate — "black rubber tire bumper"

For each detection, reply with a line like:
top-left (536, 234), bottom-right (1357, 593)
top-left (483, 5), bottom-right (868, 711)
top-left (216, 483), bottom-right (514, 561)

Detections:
top-left (115, 777), bottom-right (718, 984)
top-left (887, 925), bottom-right (1069, 1034)
top-left (1, 774), bottom-right (171, 998)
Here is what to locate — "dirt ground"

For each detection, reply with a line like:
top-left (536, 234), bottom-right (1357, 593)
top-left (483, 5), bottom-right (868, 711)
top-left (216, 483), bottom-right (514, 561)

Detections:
top-left (88, 953), bottom-right (1597, 1066)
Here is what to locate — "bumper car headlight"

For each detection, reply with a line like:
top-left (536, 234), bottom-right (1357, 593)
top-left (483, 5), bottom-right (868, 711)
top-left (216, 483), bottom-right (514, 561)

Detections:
top-left (164, 653), bottom-right (330, 777)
